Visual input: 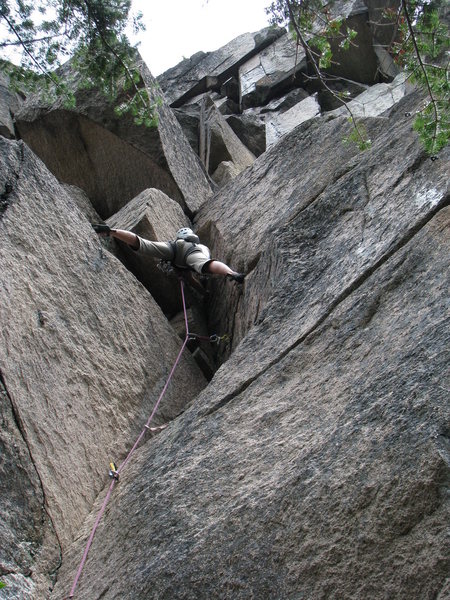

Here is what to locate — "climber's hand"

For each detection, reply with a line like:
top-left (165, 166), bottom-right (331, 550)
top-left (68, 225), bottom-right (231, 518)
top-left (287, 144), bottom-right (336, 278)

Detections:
top-left (93, 223), bottom-right (111, 236)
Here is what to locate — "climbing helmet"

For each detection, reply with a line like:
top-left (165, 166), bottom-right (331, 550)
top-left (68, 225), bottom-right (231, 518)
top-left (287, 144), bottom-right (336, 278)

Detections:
top-left (176, 227), bottom-right (200, 243)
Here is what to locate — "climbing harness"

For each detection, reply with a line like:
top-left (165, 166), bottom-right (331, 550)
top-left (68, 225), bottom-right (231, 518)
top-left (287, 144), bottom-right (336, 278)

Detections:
top-left (66, 279), bottom-right (226, 598)
top-left (157, 256), bottom-right (210, 298)
top-left (157, 250), bottom-right (206, 277)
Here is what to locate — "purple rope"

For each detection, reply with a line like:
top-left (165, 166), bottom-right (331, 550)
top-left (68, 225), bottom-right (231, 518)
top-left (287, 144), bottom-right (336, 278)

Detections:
top-left (68, 280), bottom-right (189, 597)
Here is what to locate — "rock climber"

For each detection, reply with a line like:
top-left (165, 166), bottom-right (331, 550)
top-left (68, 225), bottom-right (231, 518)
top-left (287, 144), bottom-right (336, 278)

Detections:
top-left (93, 224), bottom-right (245, 283)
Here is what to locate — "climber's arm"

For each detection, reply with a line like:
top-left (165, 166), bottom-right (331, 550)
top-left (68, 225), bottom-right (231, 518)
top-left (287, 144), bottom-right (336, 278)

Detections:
top-left (92, 224), bottom-right (173, 259)
top-left (110, 229), bottom-right (139, 250)
top-left (92, 224), bottom-right (139, 250)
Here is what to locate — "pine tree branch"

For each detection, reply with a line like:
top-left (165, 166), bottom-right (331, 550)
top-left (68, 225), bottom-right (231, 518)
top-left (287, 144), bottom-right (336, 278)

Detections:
top-left (0, 8), bottom-right (66, 93)
top-left (400, 0), bottom-right (440, 153)
top-left (81, 0), bottom-right (148, 111)
top-left (285, 0), bottom-right (369, 148)
top-left (0, 33), bottom-right (63, 48)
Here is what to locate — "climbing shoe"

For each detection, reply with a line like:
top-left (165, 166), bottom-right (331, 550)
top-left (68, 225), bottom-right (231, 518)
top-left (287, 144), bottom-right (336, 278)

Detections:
top-left (227, 272), bottom-right (245, 284)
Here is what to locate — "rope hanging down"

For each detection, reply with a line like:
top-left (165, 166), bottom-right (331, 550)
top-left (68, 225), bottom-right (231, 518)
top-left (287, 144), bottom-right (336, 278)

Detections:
top-left (67, 279), bottom-right (218, 598)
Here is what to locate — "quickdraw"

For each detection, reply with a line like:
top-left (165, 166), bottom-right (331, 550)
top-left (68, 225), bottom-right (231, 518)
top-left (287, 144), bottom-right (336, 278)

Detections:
top-left (108, 462), bottom-right (119, 481)
top-left (187, 332), bottom-right (230, 345)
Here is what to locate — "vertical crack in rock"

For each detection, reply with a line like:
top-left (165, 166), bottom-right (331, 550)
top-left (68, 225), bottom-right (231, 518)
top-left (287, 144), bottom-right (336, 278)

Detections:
top-left (358, 171), bottom-right (372, 243)
top-left (0, 370), bottom-right (63, 580)
top-left (203, 195), bottom-right (449, 416)
top-left (0, 140), bottom-right (24, 220)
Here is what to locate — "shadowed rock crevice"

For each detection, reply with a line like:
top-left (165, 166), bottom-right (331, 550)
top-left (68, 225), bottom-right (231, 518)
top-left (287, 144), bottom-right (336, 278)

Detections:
top-left (0, 139), bottom-right (23, 220)
top-left (14, 56), bottom-right (213, 217)
top-left (98, 187), bottom-right (219, 378)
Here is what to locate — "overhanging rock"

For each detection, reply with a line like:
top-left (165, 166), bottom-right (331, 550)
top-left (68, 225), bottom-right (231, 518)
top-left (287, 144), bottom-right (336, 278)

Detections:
top-left (14, 56), bottom-right (212, 218)
top-left (364, 0), bottom-right (402, 49)
top-left (239, 31), bottom-right (306, 109)
top-left (239, 0), bottom-right (382, 111)
top-left (157, 26), bottom-right (285, 108)
top-left (321, 1), bottom-right (379, 84)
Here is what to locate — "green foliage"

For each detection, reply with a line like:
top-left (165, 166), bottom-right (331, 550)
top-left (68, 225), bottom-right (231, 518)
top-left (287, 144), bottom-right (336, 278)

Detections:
top-left (267, 1), bottom-right (360, 73)
top-left (114, 89), bottom-right (162, 127)
top-left (343, 119), bottom-right (372, 151)
top-left (413, 100), bottom-right (449, 154)
top-left (0, 0), bottom-right (161, 127)
top-left (390, 2), bottom-right (449, 154)
top-left (266, 0), bottom-right (449, 155)
top-left (0, 581), bottom-right (5, 589)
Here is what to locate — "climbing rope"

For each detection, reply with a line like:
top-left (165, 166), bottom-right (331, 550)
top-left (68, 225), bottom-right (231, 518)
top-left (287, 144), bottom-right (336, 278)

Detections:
top-left (67, 279), bottom-right (223, 598)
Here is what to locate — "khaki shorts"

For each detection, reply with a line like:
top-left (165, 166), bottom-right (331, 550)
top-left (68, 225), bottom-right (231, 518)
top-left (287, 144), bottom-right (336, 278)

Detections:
top-left (186, 247), bottom-right (213, 274)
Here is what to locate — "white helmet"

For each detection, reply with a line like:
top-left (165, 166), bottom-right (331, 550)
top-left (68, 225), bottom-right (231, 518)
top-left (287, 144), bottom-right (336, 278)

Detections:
top-left (176, 227), bottom-right (199, 243)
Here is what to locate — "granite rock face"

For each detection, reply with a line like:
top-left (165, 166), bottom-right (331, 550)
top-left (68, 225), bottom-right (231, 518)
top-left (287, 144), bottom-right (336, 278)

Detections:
top-left (1, 7), bottom-right (449, 600)
top-left (0, 72), bottom-right (22, 139)
top-left (105, 188), bottom-right (191, 317)
top-left (329, 73), bottom-right (407, 118)
top-left (51, 89), bottom-right (448, 600)
top-left (198, 97), bottom-right (256, 179)
top-left (195, 91), bottom-right (449, 367)
top-left (0, 378), bottom-right (60, 599)
top-left (53, 205), bottom-right (450, 600)
top-left (238, 31), bottom-right (306, 110)
top-left (0, 138), bottom-right (206, 597)
top-left (225, 112), bottom-right (267, 157)
top-left (265, 94), bottom-right (321, 148)
top-left (157, 27), bottom-right (285, 107)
